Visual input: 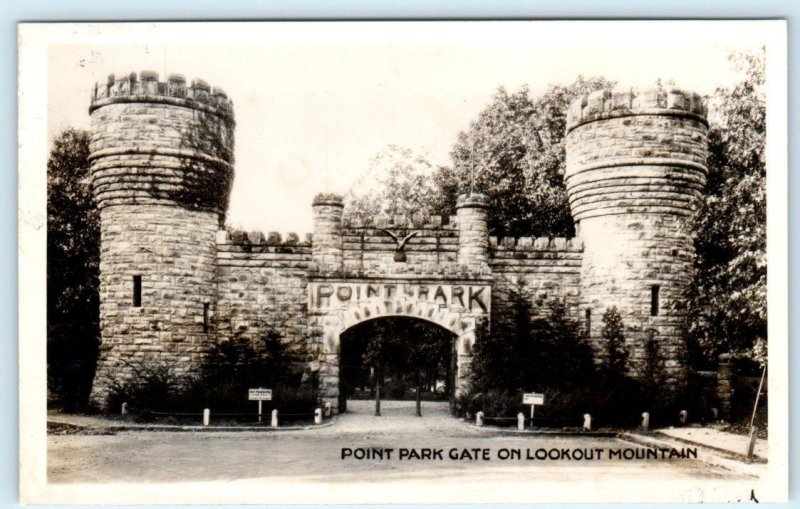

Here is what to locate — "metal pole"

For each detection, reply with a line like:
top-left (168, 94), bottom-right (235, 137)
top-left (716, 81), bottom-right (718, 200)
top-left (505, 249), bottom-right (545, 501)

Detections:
top-left (258, 400), bottom-right (262, 424)
top-left (746, 365), bottom-right (767, 459)
top-left (470, 134), bottom-right (475, 195)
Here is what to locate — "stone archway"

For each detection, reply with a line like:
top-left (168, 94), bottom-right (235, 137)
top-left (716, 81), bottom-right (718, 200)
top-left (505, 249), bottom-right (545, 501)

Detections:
top-left (308, 279), bottom-right (490, 412)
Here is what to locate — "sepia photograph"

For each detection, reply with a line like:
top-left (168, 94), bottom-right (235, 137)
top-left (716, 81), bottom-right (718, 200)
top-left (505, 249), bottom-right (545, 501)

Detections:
top-left (18, 20), bottom-right (788, 504)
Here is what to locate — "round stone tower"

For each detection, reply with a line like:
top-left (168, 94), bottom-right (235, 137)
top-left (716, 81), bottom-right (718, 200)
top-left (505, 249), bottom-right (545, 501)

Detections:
top-left (311, 193), bottom-right (344, 274)
top-left (88, 71), bottom-right (235, 406)
top-left (565, 87), bottom-right (708, 385)
top-left (456, 193), bottom-right (490, 273)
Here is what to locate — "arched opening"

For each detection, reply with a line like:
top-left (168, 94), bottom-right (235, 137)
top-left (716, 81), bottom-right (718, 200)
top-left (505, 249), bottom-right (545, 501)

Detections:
top-left (338, 317), bottom-right (457, 415)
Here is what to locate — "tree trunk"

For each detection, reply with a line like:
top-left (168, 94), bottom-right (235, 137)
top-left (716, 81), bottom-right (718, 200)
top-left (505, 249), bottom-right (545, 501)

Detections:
top-left (415, 368), bottom-right (422, 417)
top-left (374, 363), bottom-right (381, 417)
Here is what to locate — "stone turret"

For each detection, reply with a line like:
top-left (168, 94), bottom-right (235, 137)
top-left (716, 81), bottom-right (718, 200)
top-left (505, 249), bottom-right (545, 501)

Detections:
top-left (311, 193), bottom-right (344, 274)
top-left (456, 193), bottom-right (490, 273)
top-left (88, 71), bottom-right (235, 406)
top-left (565, 87), bottom-right (708, 386)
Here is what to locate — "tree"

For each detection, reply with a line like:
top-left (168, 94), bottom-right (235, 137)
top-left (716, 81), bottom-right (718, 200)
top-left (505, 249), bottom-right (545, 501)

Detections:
top-left (343, 145), bottom-right (448, 224)
top-left (435, 76), bottom-right (614, 237)
top-left (601, 306), bottom-right (629, 376)
top-left (688, 49), bottom-right (766, 367)
top-left (47, 128), bottom-right (100, 410)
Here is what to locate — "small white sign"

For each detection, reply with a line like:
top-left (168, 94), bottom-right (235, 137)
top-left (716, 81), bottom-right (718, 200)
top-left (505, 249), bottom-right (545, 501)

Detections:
top-left (523, 392), bottom-right (544, 405)
top-left (248, 388), bottom-right (272, 401)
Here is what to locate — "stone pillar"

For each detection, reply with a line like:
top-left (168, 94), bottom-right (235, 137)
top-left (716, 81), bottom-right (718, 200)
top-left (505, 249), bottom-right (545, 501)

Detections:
top-left (716, 353), bottom-right (734, 420)
top-left (456, 193), bottom-right (489, 273)
top-left (565, 87), bottom-right (708, 387)
top-left (88, 71), bottom-right (235, 408)
top-left (311, 194), bottom-right (344, 274)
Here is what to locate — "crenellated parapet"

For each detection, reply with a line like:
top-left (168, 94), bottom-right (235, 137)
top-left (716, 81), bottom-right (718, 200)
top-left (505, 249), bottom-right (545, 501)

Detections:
top-left (566, 87), bottom-right (707, 132)
top-left (489, 236), bottom-right (583, 252)
top-left (218, 228), bottom-right (313, 249)
top-left (90, 71), bottom-right (234, 122)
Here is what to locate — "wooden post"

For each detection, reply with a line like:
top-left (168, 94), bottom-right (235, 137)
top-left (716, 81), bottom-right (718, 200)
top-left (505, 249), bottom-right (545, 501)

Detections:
top-left (641, 412), bottom-right (650, 432)
top-left (517, 413), bottom-right (525, 430)
top-left (271, 409), bottom-right (278, 428)
top-left (258, 400), bottom-right (263, 424)
top-left (583, 414), bottom-right (592, 431)
top-left (476, 411), bottom-right (484, 427)
top-left (121, 402), bottom-right (128, 416)
top-left (315, 408), bottom-right (322, 425)
top-left (203, 408), bottom-right (210, 426)
top-left (679, 410), bottom-right (688, 426)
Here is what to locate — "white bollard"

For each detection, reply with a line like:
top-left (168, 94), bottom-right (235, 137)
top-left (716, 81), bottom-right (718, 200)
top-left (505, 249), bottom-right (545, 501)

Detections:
top-left (271, 409), bottom-right (279, 428)
top-left (476, 411), bottom-right (484, 427)
top-left (324, 402), bottom-right (332, 417)
top-left (121, 402), bottom-right (129, 416)
top-left (517, 412), bottom-right (525, 430)
top-left (314, 408), bottom-right (322, 425)
top-left (203, 408), bottom-right (210, 426)
top-left (583, 413), bottom-right (592, 431)
top-left (679, 410), bottom-right (688, 426)
top-left (641, 412), bottom-right (650, 432)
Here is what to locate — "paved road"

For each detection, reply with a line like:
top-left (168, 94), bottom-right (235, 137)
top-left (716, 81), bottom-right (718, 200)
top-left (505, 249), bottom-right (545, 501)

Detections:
top-left (48, 400), bottom-right (748, 485)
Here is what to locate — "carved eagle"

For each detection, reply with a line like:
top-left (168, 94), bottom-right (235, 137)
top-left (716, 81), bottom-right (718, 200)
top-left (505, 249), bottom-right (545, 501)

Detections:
top-left (379, 229), bottom-right (419, 252)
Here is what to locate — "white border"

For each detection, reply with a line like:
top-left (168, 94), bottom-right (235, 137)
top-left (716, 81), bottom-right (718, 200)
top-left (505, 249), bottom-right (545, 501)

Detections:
top-left (18, 20), bottom-right (789, 504)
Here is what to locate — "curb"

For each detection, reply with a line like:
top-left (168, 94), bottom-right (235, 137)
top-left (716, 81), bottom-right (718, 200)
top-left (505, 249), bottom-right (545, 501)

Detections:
top-left (618, 432), bottom-right (766, 478)
top-left (47, 417), bottom-right (338, 433)
top-left (651, 430), bottom-right (767, 464)
top-left (462, 421), bottom-right (619, 437)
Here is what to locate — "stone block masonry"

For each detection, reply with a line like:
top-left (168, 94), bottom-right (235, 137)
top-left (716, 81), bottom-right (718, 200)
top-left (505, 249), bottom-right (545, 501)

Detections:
top-left (86, 70), bottom-right (709, 410)
top-left (565, 87), bottom-right (708, 386)
top-left (89, 71), bottom-right (235, 405)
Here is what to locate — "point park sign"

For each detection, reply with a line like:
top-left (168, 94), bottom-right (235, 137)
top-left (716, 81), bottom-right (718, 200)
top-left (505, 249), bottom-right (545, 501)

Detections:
top-left (309, 280), bottom-right (490, 313)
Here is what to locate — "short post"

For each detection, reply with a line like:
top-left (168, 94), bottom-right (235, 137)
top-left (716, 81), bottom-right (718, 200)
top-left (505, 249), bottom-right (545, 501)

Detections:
top-left (679, 409), bottom-right (688, 426)
top-left (476, 411), bottom-right (484, 427)
top-left (583, 414), bottom-right (591, 431)
top-left (324, 401), bottom-right (332, 417)
top-left (258, 400), bottom-right (263, 424)
top-left (710, 407), bottom-right (719, 421)
top-left (641, 412), bottom-right (650, 432)
top-left (271, 409), bottom-right (279, 428)
top-left (203, 408), bottom-right (210, 426)
top-left (517, 412), bottom-right (525, 430)
top-left (746, 426), bottom-right (759, 463)
top-left (121, 402), bottom-right (129, 416)
top-left (315, 408), bottom-right (323, 425)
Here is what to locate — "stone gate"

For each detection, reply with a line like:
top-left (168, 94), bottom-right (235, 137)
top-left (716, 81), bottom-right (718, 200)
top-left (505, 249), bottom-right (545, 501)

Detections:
top-left (87, 71), bottom-right (708, 412)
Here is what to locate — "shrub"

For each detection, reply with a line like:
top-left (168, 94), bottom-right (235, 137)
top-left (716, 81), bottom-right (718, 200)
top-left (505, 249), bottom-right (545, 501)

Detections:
top-left (104, 358), bottom-right (195, 414)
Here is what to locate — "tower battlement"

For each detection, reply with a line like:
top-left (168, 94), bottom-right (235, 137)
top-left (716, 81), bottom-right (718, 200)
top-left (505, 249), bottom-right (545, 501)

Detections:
top-left (88, 71), bottom-right (235, 215)
top-left (90, 71), bottom-right (234, 121)
top-left (566, 86), bottom-right (707, 132)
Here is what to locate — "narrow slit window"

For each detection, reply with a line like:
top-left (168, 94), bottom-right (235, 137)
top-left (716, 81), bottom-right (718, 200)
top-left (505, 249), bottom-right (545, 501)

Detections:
top-left (203, 303), bottom-right (210, 333)
top-left (584, 309), bottom-right (591, 336)
top-left (651, 285), bottom-right (660, 316)
top-left (132, 275), bottom-right (142, 307)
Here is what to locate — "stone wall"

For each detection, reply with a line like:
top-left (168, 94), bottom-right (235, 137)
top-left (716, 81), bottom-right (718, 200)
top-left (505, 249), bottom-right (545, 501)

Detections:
top-left (489, 237), bottom-right (584, 337)
top-left (215, 231), bottom-right (312, 364)
top-left (565, 87), bottom-right (708, 384)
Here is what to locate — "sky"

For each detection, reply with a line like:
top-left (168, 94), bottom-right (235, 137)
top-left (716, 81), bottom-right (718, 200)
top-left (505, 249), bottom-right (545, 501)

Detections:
top-left (46, 22), bottom-right (763, 234)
